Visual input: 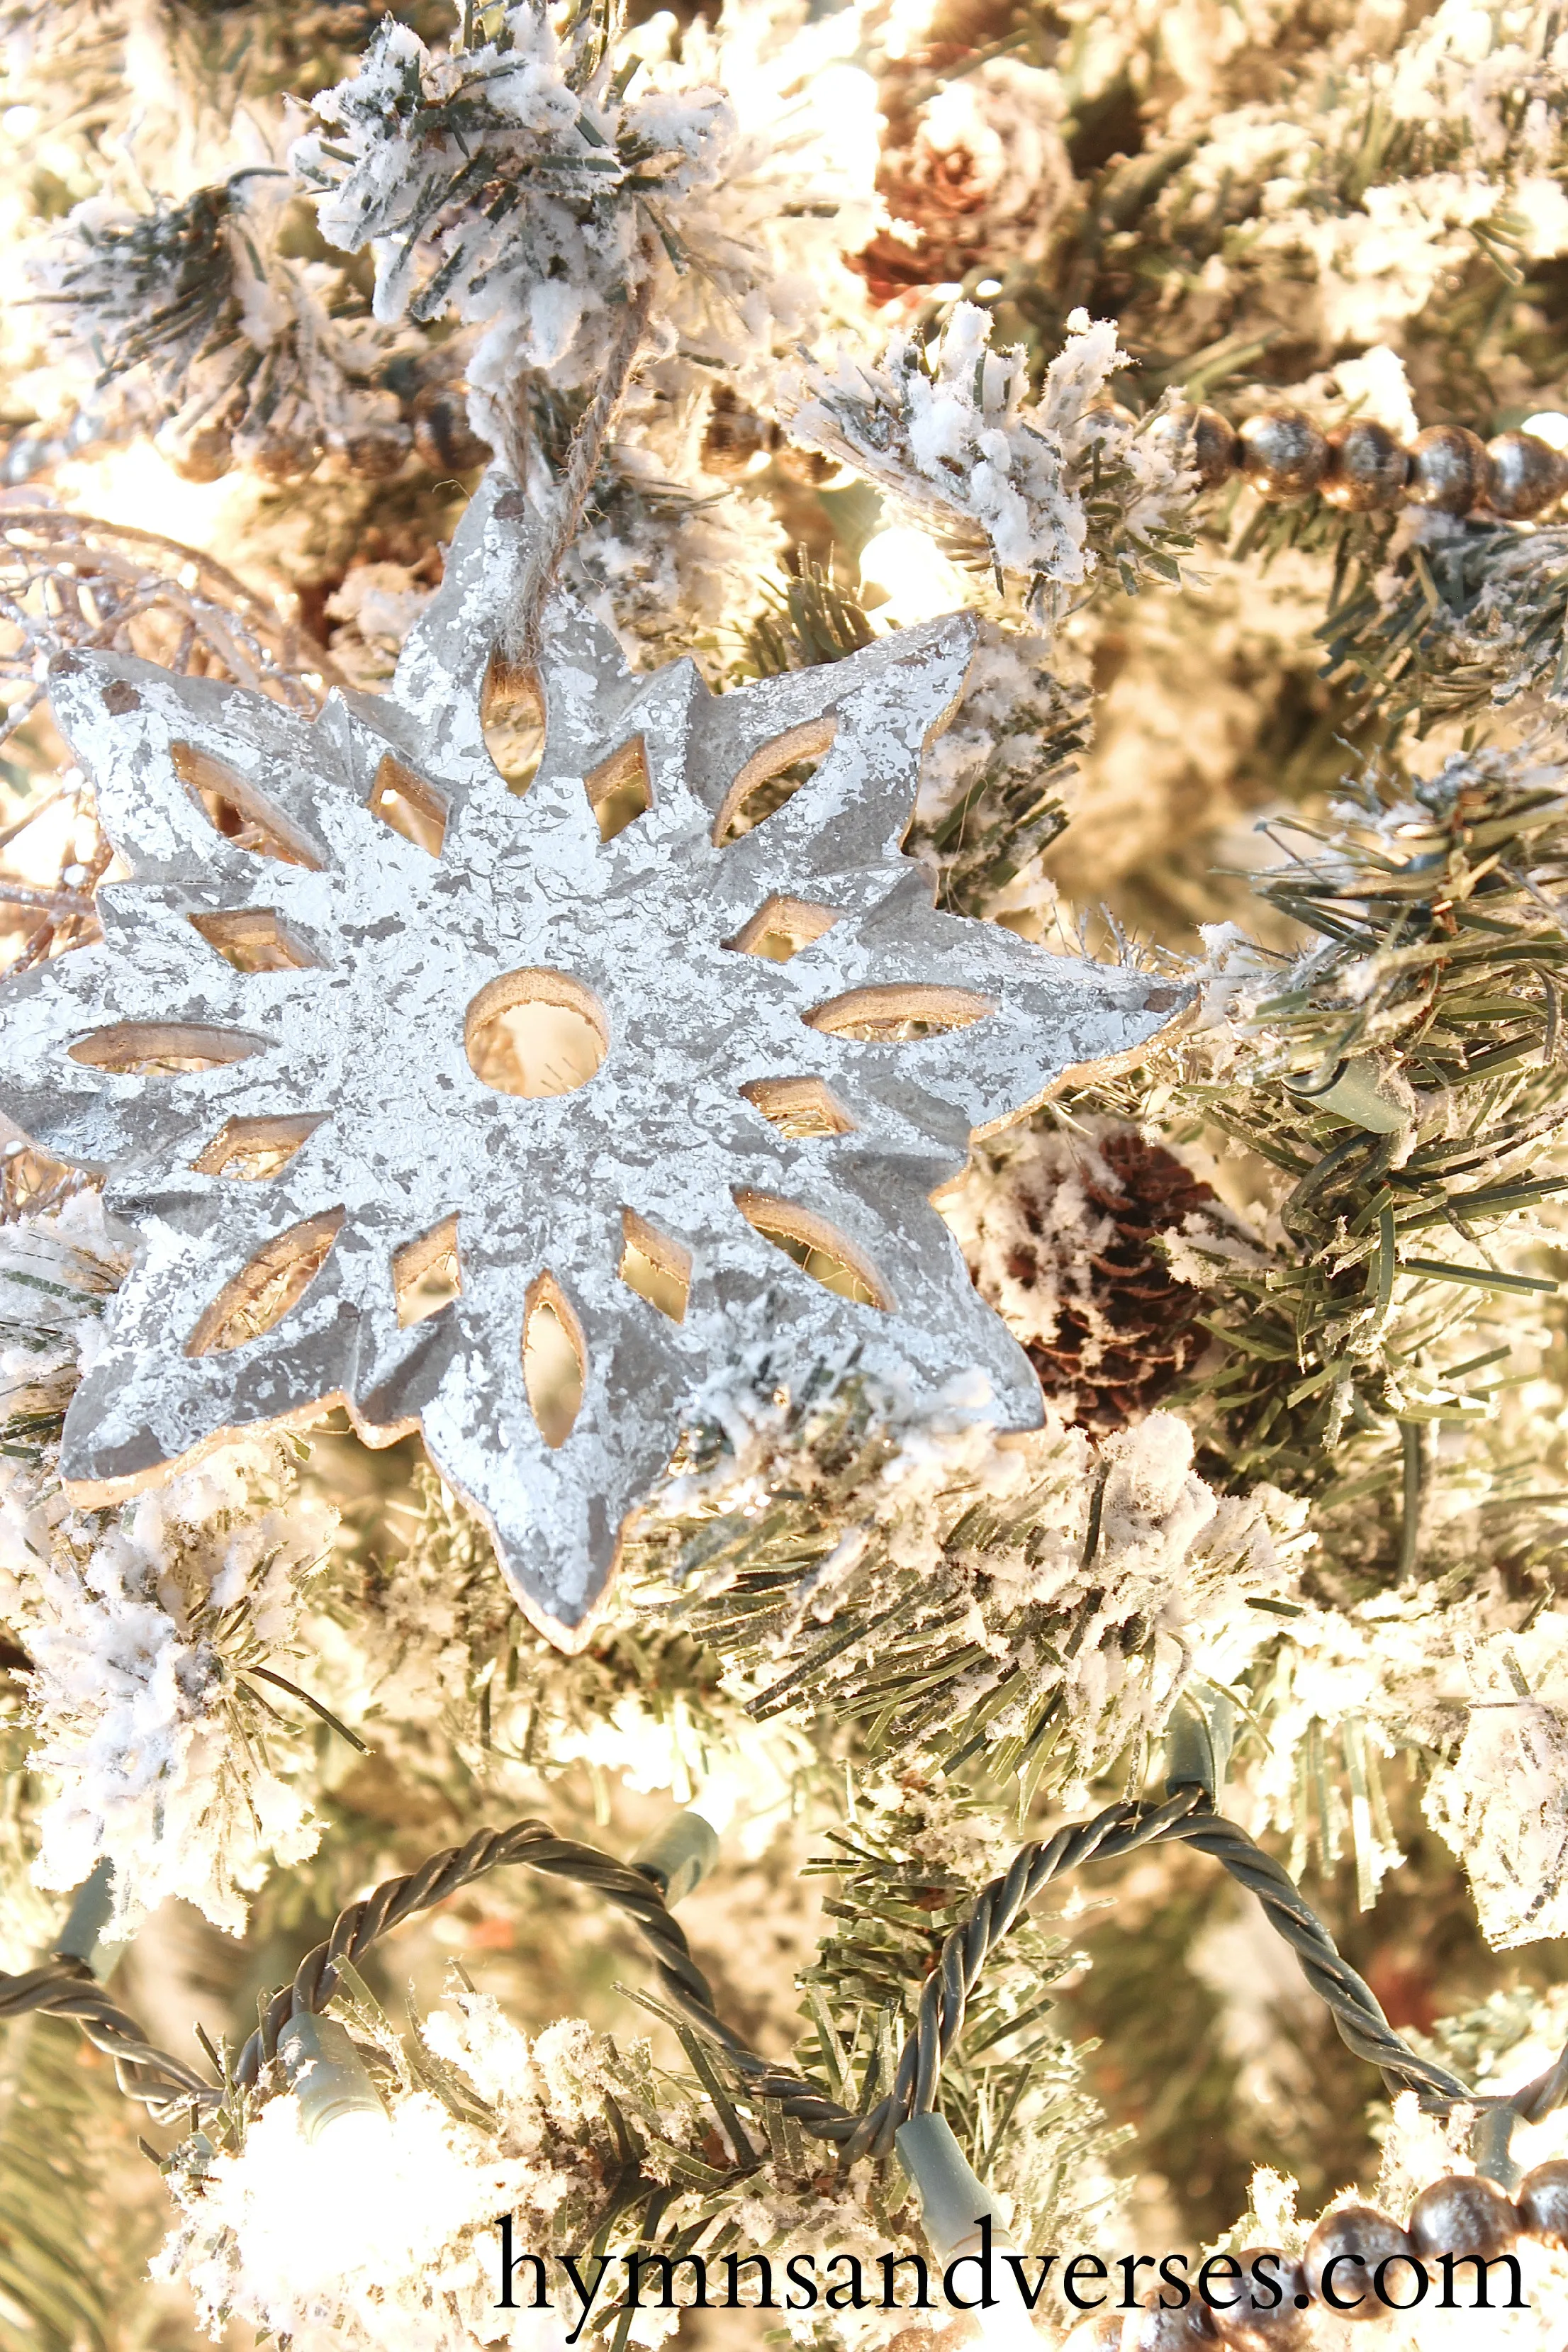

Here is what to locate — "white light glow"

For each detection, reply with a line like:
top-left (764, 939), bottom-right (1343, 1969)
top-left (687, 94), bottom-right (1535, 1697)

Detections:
top-left (618, 9), bottom-right (677, 60)
top-left (210, 2069), bottom-right (544, 2319)
top-left (216, 2095), bottom-right (424, 2297)
top-left (53, 441), bottom-right (242, 557)
top-left (806, 66), bottom-right (880, 189)
top-left (859, 527), bottom-right (967, 627)
top-left (313, 2108), bottom-right (398, 2229)
top-left (1524, 411), bottom-right (1568, 450)
top-left (688, 1768), bottom-right (746, 1833)
top-left (881, 0), bottom-right (941, 60)
top-left (975, 279), bottom-right (1003, 297)
top-left (939, 2233), bottom-right (1047, 2352)
top-left (974, 2281), bottom-right (1046, 2352)
top-left (975, 2300), bottom-right (1046, 2352)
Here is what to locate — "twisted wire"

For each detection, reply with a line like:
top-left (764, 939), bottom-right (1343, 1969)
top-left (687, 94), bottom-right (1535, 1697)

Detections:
top-left (2, 1788), bottom-right (1538, 2149)
top-left (0, 1956), bottom-right (213, 2124)
top-left (213, 1789), bottom-right (1494, 2142)
top-left (231, 1819), bottom-right (715, 2089)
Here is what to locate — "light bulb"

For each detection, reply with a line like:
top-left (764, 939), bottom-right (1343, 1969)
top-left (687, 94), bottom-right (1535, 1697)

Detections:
top-left (807, 65), bottom-right (880, 186)
top-left (688, 1766), bottom-right (746, 1834)
top-left (1523, 412), bottom-right (1568, 451)
top-left (250, 2014), bottom-right (404, 2286)
top-left (968, 2258), bottom-right (1048, 2352)
top-left (629, 1808), bottom-right (721, 1903)
top-left (278, 2012), bottom-right (391, 2146)
top-left (895, 2114), bottom-right (1045, 2346)
top-left (305, 2105), bottom-right (401, 2247)
top-left (858, 528), bottom-right (968, 628)
top-left (935, 2219), bottom-right (1049, 2352)
top-left (315, 2105), bottom-right (396, 2161)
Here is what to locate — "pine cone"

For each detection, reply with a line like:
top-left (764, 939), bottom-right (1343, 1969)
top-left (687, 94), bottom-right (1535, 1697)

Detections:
top-left (855, 58), bottom-right (1072, 304)
top-left (958, 1126), bottom-right (1220, 1431)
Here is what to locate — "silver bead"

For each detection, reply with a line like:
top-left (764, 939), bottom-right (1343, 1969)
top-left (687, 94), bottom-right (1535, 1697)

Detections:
top-left (1406, 425), bottom-right (1493, 514)
top-left (245, 428), bottom-right (321, 486)
top-left (1518, 2159), bottom-right (1568, 2246)
top-left (1149, 402), bottom-right (1238, 488)
top-left (1408, 2173), bottom-right (1520, 2259)
top-left (1303, 2204), bottom-right (1413, 2323)
top-left (1485, 430), bottom-right (1568, 520)
top-left (410, 383), bottom-right (491, 474)
top-left (336, 427), bottom-right (413, 481)
top-left (1085, 398), bottom-right (1139, 433)
top-left (701, 386), bottom-right (774, 480)
top-left (156, 420), bottom-right (234, 485)
top-left (1321, 419), bottom-right (1407, 511)
top-left (1237, 408), bottom-right (1329, 501)
top-left (1210, 2249), bottom-right (1314, 2347)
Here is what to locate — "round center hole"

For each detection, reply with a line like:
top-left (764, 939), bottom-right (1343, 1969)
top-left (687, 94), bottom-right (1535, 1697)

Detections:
top-left (465, 970), bottom-right (608, 1099)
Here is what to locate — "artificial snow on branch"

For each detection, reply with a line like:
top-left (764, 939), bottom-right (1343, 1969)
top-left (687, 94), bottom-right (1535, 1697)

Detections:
top-left (0, 1205), bottom-right (341, 1934)
top-left (291, 0), bottom-right (878, 462)
top-left (33, 172), bottom-right (418, 483)
top-left (636, 1379), bottom-right (1309, 1790)
top-left (778, 304), bottom-right (1197, 620)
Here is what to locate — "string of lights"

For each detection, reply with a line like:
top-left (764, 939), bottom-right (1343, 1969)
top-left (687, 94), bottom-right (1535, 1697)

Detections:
top-left (7, 1727), bottom-right (1564, 2177)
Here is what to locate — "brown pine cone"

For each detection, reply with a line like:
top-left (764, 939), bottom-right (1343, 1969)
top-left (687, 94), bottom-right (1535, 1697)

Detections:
top-left (854, 56), bottom-right (1072, 304)
top-left (956, 1126), bottom-right (1221, 1431)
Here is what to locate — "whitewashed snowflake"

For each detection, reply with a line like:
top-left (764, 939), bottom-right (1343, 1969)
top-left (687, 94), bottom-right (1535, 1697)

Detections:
top-left (0, 472), bottom-right (1182, 1645)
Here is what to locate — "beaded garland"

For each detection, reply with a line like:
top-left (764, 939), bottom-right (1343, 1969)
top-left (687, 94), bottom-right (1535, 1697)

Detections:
top-left (1147, 398), bottom-right (1568, 522)
top-left (1056, 2160), bottom-right (1568, 2348)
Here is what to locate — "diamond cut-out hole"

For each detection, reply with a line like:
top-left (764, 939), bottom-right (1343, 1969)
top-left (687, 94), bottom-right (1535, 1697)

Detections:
top-left (583, 737), bottom-right (651, 843)
top-left (805, 983), bottom-right (995, 1041)
top-left (466, 970), bottom-right (608, 1099)
top-left (369, 755), bottom-right (447, 855)
top-left (714, 715), bottom-right (838, 845)
top-left (191, 1114), bottom-right (323, 1181)
top-left (188, 909), bottom-right (318, 973)
top-left (68, 1021), bottom-right (265, 1075)
top-left (740, 1077), bottom-right (856, 1139)
top-left (393, 1214), bottom-right (461, 1327)
top-left (734, 1189), bottom-right (890, 1309)
top-left (482, 651), bottom-right (544, 795)
top-left (172, 743), bottom-right (323, 868)
top-left (186, 1208), bottom-right (344, 1355)
top-left (726, 897), bottom-right (841, 964)
top-left (619, 1209), bottom-right (690, 1323)
top-left (523, 1272), bottom-right (586, 1446)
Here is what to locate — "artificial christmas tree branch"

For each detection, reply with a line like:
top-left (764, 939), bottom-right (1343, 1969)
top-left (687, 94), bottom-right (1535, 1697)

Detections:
top-left (10, 0), bottom-right (1568, 2332)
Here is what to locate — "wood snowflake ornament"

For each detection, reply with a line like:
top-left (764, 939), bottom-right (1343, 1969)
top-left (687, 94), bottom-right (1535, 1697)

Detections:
top-left (1, 475), bottom-right (1186, 1647)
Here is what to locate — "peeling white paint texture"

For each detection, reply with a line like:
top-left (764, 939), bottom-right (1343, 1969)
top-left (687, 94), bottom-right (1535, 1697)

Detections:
top-left (0, 472), bottom-right (1187, 1647)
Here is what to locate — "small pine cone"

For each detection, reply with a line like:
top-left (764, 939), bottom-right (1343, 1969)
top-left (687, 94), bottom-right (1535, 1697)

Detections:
top-left (956, 1126), bottom-right (1221, 1432)
top-left (855, 57), bottom-right (1070, 303)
